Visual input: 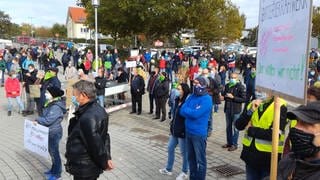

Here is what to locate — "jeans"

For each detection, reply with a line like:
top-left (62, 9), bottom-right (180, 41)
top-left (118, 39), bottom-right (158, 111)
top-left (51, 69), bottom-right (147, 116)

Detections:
top-left (245, 164), bottom-right (269, 180)
top-left (207, 111), bottom-right (213, 134)
top-left (97, 95), bottom-right (104, 107)
top-left (7, 96), bottom-right (25, 112)
top-left (48, 130), bottom-right (62, 178)
top-left (186, 133), bottom-right (207, 180)
top-left (1, 69), bottom-right (5, 84)
top-left (166, 135), bottom-right (188, 173)
top-left (213, 103), bottom-right (219, 113)
top-left (225, 112), bottom-right (240, 146)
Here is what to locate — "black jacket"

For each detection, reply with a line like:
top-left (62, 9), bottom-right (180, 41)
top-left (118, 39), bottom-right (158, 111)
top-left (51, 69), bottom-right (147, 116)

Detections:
top-left (170, 98), bottom-right (186, 138)
top-left (130, 75), bottom-right (145, 95)
top-left (222, 82), bottom-right (246, 114)
top-left (154, 79), bottom-right (169, 99)
top-left (276, 153), bottom-right (320, 180)
top-left (23, 69), bottom-right (38, 93)
top-left (95, 76), bottom-right (107, 96)
top-left (65, 100), bottom-right (111, 177)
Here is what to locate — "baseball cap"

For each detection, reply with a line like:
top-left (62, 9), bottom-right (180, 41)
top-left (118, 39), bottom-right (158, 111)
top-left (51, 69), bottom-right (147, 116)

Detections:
top-left (287, 101), bottom-right (320, 124)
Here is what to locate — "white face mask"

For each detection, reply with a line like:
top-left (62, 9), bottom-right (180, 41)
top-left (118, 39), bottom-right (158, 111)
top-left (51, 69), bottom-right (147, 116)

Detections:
top-left (45, 92), bottom-right (53, 101)
top-left (11, 74), bottom-right (17, 79)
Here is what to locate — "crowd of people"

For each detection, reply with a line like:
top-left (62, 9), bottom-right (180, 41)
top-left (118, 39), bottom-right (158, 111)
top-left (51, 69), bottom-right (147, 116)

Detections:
top-left (1, 44), bottom-right (320, 180)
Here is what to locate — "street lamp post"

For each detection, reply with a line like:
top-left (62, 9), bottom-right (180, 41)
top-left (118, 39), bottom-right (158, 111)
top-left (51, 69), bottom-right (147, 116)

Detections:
top-left (92, 0), bottom-right (100, 73)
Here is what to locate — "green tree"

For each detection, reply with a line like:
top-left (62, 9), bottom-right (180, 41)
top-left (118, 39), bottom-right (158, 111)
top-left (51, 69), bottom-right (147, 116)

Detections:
top-left (0, 11), bottom-right (12, 38)
top-left (312, 6), bottom-right (320, 37)
top-left (51, 23), bottom-right (67, 38)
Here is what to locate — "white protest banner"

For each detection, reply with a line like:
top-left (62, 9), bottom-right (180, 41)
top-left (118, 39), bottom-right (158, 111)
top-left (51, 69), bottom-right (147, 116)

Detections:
top-left (256, 0), bottom-right (313, 103)
top-left (125, 60), bottom-right (137, 68)
top-left (24, 119), bottom-right (49, 158)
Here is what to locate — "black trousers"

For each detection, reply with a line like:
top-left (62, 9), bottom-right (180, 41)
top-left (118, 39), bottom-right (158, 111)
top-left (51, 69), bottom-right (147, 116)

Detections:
top-left (155, 97), bottom-right (167, 119)
top-left (74, 176), bottom-right (98, 180)
top-left (131, 93), bottom-right (142, 113)
top-left (149, 93), bottom-right (155, 113)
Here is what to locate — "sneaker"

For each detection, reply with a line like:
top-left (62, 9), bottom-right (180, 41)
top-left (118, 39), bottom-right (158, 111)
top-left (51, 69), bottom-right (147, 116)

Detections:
top-left (176, 172), bottom-right (188, 180)
top-left (47, 174), bottom-right (61, 180)
top-left (8, 111), bottom-right (11, 116)
top-left (159, 168), bottom-right (173, 176)
top-left (222, 144), bottom-right (231, 148)
top-left (22, 111), bottom-right (27, 117)
top-left (228, 145), bottom-right (238, 151)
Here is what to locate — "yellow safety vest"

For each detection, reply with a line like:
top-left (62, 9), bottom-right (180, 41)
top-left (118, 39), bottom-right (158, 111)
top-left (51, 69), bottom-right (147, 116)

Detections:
top-left (242, 98), bottom-right (287, 153)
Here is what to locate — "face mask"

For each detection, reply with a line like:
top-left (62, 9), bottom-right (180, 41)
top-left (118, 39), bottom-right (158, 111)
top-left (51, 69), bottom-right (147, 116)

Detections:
top-left (255, 91), bottom-right (267, 100)
top-left (159, 75), bottom-right (165, 82)
top-left (193, 85), bottom-right (207, 96)
top-left (175, 90), bottom-right (180, 97)
top-left (310, 71), bottom-right (316, 76)
top-left (29, 69), bottom-right (34, 73)
top-left (11, 74), bottom-right (17, 79)
top-left (71, 96), bottom-right (79, 106)
top-left (44, 71), bottom-right (55, 80)
top-left (229, 78), bottom-right (237, 84)
top-left (45, 92), bottom-right (53, 101)
top-left (289, 128), bottom-right (320, 159)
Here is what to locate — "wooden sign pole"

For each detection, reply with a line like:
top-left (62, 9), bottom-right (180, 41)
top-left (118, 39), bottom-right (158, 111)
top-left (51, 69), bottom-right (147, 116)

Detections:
top-left (270, 96), bottom-right (281, 180)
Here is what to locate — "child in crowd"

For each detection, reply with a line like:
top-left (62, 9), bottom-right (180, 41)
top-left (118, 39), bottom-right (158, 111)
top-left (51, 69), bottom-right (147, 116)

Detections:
top-left (5, 71), bottom-right (26, 116)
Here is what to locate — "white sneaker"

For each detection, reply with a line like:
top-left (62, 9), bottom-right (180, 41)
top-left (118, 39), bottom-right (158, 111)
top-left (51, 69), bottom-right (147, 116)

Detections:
top-left (159, 168), bottom-right (173, 176)
top-left (176, 172), bottom-right (188, 180)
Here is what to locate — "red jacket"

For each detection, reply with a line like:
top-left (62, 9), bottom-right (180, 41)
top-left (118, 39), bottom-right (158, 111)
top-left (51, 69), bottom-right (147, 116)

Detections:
top-left (189, 65), bottom-right (199, 81)
top-left (5, 77), bottom-right (21, 98)
top-left (159, 58), bottom-right (166, 69)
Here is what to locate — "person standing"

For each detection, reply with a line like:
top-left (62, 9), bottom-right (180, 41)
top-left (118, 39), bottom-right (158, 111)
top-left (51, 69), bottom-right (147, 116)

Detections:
top-left (23, 64), bottom-right (38, 115)
top-left (0, 55), bottom-right (6, 86)
top-left (5, 71), bottom-right (26, 116)
top-left (130, 68), bottom-right (145, 115)
top-left (94, 68), bottom-right (107, 107)
top-left (147, 67), bottom-right (159, 114)
top-left (65, 80), bottom-right (113, 180)
top-left (180, 77), bottom-right (213, 180)
top-left (235, 96), bottom-right (288, 180)
top-left (154, 72), bottom-right (170, 121)
top-left (65, 61), bottom-right (78, 80)
top-left (159, 83), bottom-right (191, 180)
top-left (35, 86), bottom-right (66, 180)
top-left (221, 73), bottom-right (246, 151)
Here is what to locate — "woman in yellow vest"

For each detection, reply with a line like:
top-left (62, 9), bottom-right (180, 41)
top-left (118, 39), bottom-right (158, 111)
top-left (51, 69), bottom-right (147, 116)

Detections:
top-left (235, 94), bottom-right (288, 180)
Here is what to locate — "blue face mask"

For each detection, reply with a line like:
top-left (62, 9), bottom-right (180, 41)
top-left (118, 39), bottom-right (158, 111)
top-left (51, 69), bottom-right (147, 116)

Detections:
top-left (175, 90), bottom-right (180, 97)
top-left (310, 71), bottom-right (316, 76)
top-left (193, 85), bottom-right (207, 96)
top-left (71, 96), bottom-right (79, 106)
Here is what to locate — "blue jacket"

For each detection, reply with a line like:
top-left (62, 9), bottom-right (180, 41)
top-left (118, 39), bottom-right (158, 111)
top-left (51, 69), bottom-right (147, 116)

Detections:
top-left (36, 99), bottom-right (66, 135)
top-left (180, 94), bottom-right (213, 136)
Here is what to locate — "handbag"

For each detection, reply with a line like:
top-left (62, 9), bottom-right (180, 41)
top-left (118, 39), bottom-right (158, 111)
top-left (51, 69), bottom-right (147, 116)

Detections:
top-left (29, 84), bottom-right (41, 98)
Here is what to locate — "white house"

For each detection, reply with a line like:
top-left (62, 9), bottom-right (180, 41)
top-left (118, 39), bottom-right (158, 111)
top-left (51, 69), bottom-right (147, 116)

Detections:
top-left (66, 7), bottom-right (91, 39)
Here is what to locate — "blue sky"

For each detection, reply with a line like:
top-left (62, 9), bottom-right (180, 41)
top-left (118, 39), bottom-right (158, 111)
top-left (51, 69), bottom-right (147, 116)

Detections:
top-left (0, 0), bottom-right (319, 28)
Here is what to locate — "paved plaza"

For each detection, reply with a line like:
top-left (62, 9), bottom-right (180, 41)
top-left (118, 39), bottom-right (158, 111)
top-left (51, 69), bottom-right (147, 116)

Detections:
top-left (0, 63), bottom-right (246, 179)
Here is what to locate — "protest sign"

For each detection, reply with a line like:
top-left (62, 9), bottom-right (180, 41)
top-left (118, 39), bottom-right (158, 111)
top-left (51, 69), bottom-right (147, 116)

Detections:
top-left (256, 0), bottom-right (313, 103)
top-left (24, 119), bottom-right (49, 158)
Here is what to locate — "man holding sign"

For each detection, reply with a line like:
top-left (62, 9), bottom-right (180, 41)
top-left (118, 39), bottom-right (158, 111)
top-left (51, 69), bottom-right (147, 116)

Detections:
top-left (235, 95), bottom-right (288, 180)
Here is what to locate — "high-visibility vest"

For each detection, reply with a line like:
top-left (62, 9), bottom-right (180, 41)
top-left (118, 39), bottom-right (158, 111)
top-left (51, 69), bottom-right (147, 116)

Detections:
top-left (242, 98), bottom-right (287, 153)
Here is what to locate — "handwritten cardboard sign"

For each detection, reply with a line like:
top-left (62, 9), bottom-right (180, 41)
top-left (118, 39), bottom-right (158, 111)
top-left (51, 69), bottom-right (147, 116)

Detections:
top-left (24, 120), bottom-right (49, 158)
top-left (256, 0), bottom-right (312, 103)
